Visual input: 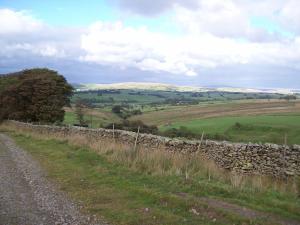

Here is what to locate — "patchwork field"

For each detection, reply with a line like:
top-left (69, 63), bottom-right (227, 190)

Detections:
top-left (72, 89), bottom-right (286, 107)
top-left (65, 88), bottom-right (300, 145)
top-left (133, 100), bottom-right (300, 145)
top-left (131, 100), bottom-right (300, 125)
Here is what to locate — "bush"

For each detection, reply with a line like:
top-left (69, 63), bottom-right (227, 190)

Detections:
top-left (161, 126), bottom-right (198, 139)
top-left (104, 120), bottom-right (158, 134)
top-left (112, 105), bottom-right (122, 114)
top-left (234, 122), bottom-right (242, 129)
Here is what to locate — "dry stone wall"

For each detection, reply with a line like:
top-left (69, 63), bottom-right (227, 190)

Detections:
top-left (8, 121), bottom-right (300, 178)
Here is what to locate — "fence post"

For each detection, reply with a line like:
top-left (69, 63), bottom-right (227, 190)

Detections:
top-left (284, 133), bottom-right (287, 145)
top-left (197, 131), bottom-right (204, 151)
top-left (90, 114), bottom-right (93, 128)
top-left (134, 126), bottom-right (140, 151)
top-left (112, 123), bottom-right (115, 142)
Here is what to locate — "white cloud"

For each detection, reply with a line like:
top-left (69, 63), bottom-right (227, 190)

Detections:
top-left (174, 0), bottom-right (250, 38)
top-left (277, 0), bottom-right (300, 33)
top-left (115, 0), bottom-right (300, 39)
top-left (1, 7), bottom-right (300, 81)
top-left (172, 0), bottom-right (300, 41)
top-left (113, 0), bottom-right (199, 16)
top-left (0, 8), bottom-right (42, 34)
top-left (0, 9), bottom-right (81, 59)
top-left (80, 21), bottom-right (300, 75)
top-left (80, 21), bottom-right (198, 76)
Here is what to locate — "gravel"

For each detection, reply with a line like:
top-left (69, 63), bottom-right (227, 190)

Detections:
top-left (0, 133), bottom-right (106, 225)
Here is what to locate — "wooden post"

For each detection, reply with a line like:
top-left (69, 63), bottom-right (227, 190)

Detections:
top-left (197, 131), bottom-right (204, 151)
top-left (284, 133), bottom-right (287, 145)
top-left (185, 167), bottom-right (189, 180)
top-left (90, 114), bottom-right (93, 128)
top-left (112, 123), bottom-right (115, 141)
top-left (134, 126), bottom-right (140, 151)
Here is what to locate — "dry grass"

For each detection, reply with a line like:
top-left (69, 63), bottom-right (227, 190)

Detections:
top-left (1, 122), bottom-right (299, 196)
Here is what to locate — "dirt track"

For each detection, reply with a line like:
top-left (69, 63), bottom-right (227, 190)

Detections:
top-left (0, 134), bottom-right (102, 225)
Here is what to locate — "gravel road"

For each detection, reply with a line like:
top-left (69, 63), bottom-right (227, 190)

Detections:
top-left (0, 133), bottom-right (104, 225)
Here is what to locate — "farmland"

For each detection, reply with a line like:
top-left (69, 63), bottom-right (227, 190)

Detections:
top-left (159, 114), bottom-right (300, 145)
top-left (64, 106), bottom-right (120, 128)
top-left (72, 89), bottom-right (287, 108)
top-left (66, 89), bottom-right (300, 145)
top-left (131, 100), bottom-right (300, 125)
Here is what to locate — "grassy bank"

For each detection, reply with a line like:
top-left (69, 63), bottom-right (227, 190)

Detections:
top-left (1, 124), bottom-right (299, 224)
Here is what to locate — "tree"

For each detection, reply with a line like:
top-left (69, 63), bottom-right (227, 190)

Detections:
top-left (75, 98), bottom-right (87, 126)
top-left (282, 95), bottom-right (297, 102)
top-left (0, 68), bottom-right (73, 123)
top-left (112, 105), bottom-right (122, 114)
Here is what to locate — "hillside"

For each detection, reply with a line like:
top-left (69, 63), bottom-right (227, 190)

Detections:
top-left (76, 82), bottom-right (300, 95)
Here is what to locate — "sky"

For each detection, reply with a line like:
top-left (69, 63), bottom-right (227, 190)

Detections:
top-left (0, 0), bottom-right (300, 89)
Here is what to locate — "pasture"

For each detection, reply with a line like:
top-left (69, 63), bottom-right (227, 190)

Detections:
top-left (160, 114), bottom-right (300, 145)
top-left (65, 89), bottom-right (300, 145)
top-left (72, 89), bottom-right (285, 108)
top-left (131, 100), bottom-right (300, 125)
top-left (64, 107), bottom-right (120, 128)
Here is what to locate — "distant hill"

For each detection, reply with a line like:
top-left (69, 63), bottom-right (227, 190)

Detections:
top-left (2, 71), bottom-right (299, 95)
top-left (76, 82), bottom-right (298, 95)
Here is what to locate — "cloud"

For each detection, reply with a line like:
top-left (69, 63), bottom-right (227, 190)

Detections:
top-left (1, 8), bottom-right (300, 88)
top-left (173, 0), bottom-right (300, 40)
top-left (80, 21), bottom-right (300, 76)
top-left (114, 0), bottom-right (300, 39)
top-left (0, 9), bottom-right (82, 60)
top-left (113, 0), bottom-right (199, 16)
top-left (0, 8), bottom-right (43, 34)
top-left (80, 21), bottom-right (198, 76)
top-left (173, 0), bottom-right (250, 38)
top-left (277, 0), bottom-right (300, 33)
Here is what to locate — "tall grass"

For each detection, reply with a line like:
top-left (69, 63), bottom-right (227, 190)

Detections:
top-left (1, 122), bottom-right (299, 196)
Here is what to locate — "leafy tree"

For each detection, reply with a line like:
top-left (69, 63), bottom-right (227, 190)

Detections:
top-left (281, 95), bottom-right (297, 101)
top-left (0, 68), bottom-right (73, 123)
top-left (104, 120), bottom-right (158, 134)
top-left (112, 105), bottom-right (122, 114)
top-left (75, 98), bottom-right (87, 126)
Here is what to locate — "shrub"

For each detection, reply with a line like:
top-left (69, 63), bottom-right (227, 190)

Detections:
top-left (161, 126), bottom-right (198, 139)
top-left (104, 120), bottom-right (158, 134)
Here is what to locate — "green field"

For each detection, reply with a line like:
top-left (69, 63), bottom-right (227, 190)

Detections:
top-left (2, 129), bottom-right (299, 225)
top-left (64, 108), bottom-right (121, 128)
top-left (160, 114), bottom-right (300, 145)
top-left (64, 87), bottom-right (300, 145)
top-left (72, 89), bottom-right (285, 108)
